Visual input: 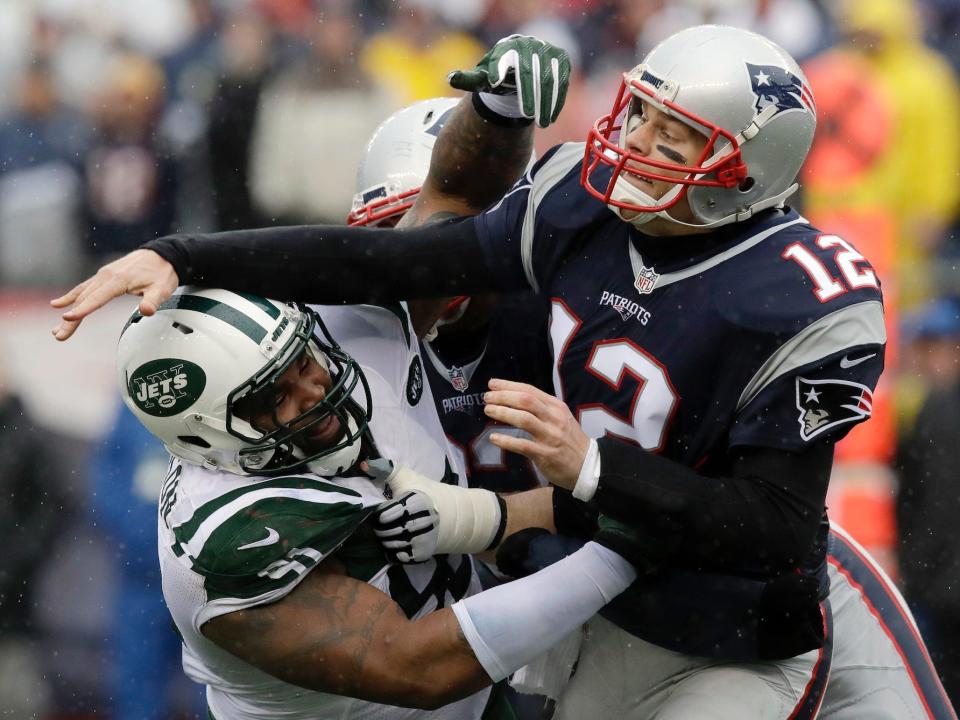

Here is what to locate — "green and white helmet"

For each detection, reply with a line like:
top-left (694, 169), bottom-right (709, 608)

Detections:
top-left (116, 287), bottom-right (371, 476)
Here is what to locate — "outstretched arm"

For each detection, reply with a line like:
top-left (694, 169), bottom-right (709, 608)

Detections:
top-left (52, 35), bottom-right (569, 340)
top-left (202, 542), bottom-right (633, 709)
top-left (203, 558), bottom-right (485, 709)
top-left (50, 218), bottom-right (494, 341)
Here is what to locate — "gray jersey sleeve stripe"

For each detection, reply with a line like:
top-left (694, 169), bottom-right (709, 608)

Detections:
top-left (736, 300), bottom-right (886, 411)
top-left (521, 143), bottom-right (586, 293)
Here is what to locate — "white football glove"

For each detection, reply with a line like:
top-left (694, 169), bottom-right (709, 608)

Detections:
top-left (367, 459), bottom-right (506, 556)
top-left (374, 491), bottom-right (439, 564)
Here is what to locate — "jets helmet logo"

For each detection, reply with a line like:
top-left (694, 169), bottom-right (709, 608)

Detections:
top-left (746, 62), bottom-right (815, 117)
top-left (129, 358), bottom-right (206, 417)
top-left (795, 377), bottom-right (872, 441)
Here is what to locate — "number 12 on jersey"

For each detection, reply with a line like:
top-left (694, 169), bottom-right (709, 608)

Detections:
top-left (550, 299), bottom-right (677, 451)
top-left (782, 234), bottom-right (878, 302)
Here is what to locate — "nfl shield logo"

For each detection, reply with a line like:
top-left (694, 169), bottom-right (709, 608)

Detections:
top-left (449, 366), bottom-right (468, 392)
top-left (634, 265), bottom-right (660, 295)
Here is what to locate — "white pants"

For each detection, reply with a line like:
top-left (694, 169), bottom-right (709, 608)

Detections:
top-left (819, 526), bottom-right (955, 720)
top-left (554, 612), bottom-right (829, 720)
top-left (553, 526), bottom-right (956, 719)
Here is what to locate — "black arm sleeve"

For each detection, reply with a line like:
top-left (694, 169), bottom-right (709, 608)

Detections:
top-left (593, 438), bottom-right (832, 576)
top-left (143, 216), bottom-right (526, 304)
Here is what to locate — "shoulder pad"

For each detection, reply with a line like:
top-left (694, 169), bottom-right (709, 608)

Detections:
top-left (717, 220), bottom-right (885, 337)
top-left (172, 475), bottom-right (379, 600)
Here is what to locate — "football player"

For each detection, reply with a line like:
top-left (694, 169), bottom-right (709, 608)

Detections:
top-left (348, 97), bottom-right (556, 497)
top-left (53, 30), bottom-right (955, 718)
top-left (115, 286), bottom-right (642, 719)
top-left (349, 93), bottom-right (955, 720)
top-left (348, 98), bottom-right (585, 720)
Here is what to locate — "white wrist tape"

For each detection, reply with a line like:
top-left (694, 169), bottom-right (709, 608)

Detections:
top-left (477, 91), bottom-right (526, 119)
top-left (572, 438), bottom-right (601, 502)
top-left (451, 542), bottom-right (636, 681)
top-left (386, 465), bottom-right (502, 555)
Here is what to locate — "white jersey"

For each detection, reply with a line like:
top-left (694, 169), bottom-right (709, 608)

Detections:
top-left (158, 304), bottom-right (486, 720)
top-left (315, 302), bottom-right (467, 484)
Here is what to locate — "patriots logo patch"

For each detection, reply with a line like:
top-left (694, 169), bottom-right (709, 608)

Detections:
top-left (746, 62), bottom-right (815, 117)
top-left (795, 377), bottom-right (872, 441)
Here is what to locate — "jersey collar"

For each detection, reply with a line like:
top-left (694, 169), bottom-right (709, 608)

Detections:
top-left (628, 208), bottom-right (806, 292)
top-left (630, 207), bottom-right (794, 273)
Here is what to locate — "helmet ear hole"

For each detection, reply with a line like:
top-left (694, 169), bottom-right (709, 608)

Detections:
top-left (178, 435), bottom-right (211, 448)
top-left (172, 321), bottom-right (194, 335)
top-left (738, 177), bottom-right (756, 193)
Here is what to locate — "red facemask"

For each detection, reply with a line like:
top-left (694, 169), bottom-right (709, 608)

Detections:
top-left (347, 187), bottom-right (469, 314)
top-left (346, 187), bottom-right (420, 227)
top-left (580, 73), bottom-right (748, 217)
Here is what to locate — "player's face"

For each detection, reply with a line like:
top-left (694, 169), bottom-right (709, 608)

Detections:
top-left (621, 100), bottom-right (708, 226)
top-left (235, 350), bottom-right (346, 453)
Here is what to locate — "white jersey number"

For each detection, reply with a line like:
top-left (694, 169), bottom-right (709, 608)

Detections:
top-left (782, 235), bottom-right (878, 302)
top-left (550, 300), bottom-right (677, 451)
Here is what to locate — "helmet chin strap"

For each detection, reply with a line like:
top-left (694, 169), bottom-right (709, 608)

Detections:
top-left (304, 412), bottom-right (363, 477)
top-left (608, 173), bottom-right (799, 232)
top-left (607, 176), bottom-right (684, 227)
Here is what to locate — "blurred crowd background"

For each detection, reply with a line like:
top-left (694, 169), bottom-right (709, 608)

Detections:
top-left (1, 0), bottom-right (959, 716)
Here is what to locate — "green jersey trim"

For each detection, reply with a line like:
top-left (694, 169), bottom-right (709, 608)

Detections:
top-left (195, 499), bottom-right (378, 601)
top-left (172, 476), bottom-right (360, 548)
top-left (169, 476), bottom-right (373, 600)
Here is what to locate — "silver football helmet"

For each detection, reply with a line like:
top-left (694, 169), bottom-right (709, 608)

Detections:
top-left (348, 97), bottom-right (460, 227)
top-left (116, 288), bottom-right (371, 476)
top-left (582, 24), bottom-right (817, 229)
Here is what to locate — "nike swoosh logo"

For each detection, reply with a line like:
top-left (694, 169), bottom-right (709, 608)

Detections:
top-left (840, 352), bottom-right (877, 369)
top-left (237, 527), bottom-right (280, 550)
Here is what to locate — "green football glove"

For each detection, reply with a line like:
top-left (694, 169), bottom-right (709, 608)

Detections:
top-left (593, 514), bottom-right (657, 574)
top-left (449, 34), bottom-right (571, 128)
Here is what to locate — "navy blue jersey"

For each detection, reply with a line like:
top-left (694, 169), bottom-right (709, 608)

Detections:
top-left (421, 292), bottom-right (555, 493)
top-left (473, 143), bottom-right (886, 655)
top-left (474, 143), bottom-right (885, 466)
